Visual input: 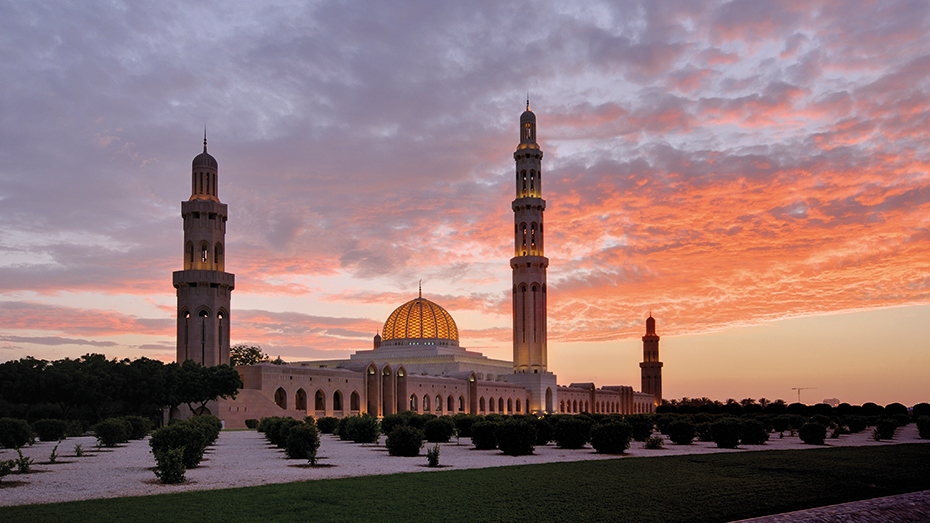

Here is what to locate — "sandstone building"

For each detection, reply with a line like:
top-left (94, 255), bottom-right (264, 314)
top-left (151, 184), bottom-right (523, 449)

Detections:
top-left (174, 106), bottom-right (660, 427)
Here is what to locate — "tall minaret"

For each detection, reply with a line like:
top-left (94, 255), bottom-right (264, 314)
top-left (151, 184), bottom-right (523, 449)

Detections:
top-left (640, 314), bottom-right (663, 406)
top-left (173, 134), bottom-right (235, 366)
top-left (511, 100), bottom-right (548, 374)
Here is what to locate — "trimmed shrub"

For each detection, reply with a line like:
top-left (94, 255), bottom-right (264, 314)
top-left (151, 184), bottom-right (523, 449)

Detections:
top-left (554, 417), bottom-right (591, 449)
top-left (285, 424), bottom-right (321, 462)
top-left (32, 419), bottom-right (68, 442)
top-left (885, 402), bottom-right (908, 416)
top-left (153, 447), bottom-right (186, 484)
top-left (666, 420), bottom-right (695, 445)
top-left (471, 421), bottom-right (499, 450)
top-left (645, 435), bottom-right (664, 449)
top-left (695, 421), bottom-right (714, 442)
top-left (423, 417), bottom-right (455, 443)
top-left (406, 413), bottom-right (436, 431)
top-left (529, 417), bottom-right (553, 445)
top-left (316, 416), bottom-right (339, 434)
top-left (771, 415), bottom-right (792, 433)
top-left (346, 414), bottom-right (380, 444)
top-left (711, 418), bottom-right (742, 449)
top-left (380, 414), bottom-right (407, 436)
top-left (385, 425), bottom-right (424, 456)
top-left (0, 418), bottom-right (35, 448)
top-left (842, 415), bottom-right (868, 434)
top-left (917, 416), bottom-right (930, 439)
top-left (590, 422), bottom-right (632, 454)
top-left (95, 418), bottom-right (131, 447)
top-left (912, 403), bottom-right (930, 420)
top-left (244, 419), bottom-right (259, 429)
top-left (494, 420), bottom-right (537, 456)
top-left (874, 418), bottom-right (897, 440)
top-left (739, 419), bottom-right (769, 445)
top-left (65, 420), bottom-right (85, 438)
top-left (452, 414), bottom-right (479, 439)
top-left (336, 416), bottom-right (351, 440)
top-left (655, 414), bottom-right (677, 435)
top-left (267, 417), bottom-right (303, 448)
top-left (892, 414), bottom-right (910, 427)
top-left (799, 422), bottom-right (826, 445)
top-left (626, 415), bottom-right (654, 442)
top-left (188, 415), bottom-right (222, 445)
top-left (811, 415), bottom-right (832, 428)
top-left (256, 416), bottom-right (277, 433)
top-left (121, 416), bottom-right (153, 440)
top-left (150, 422), bottom-right (208, 469)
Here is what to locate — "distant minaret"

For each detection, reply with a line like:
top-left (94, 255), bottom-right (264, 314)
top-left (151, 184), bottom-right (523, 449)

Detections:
top-left (640, 314), bottom-right (663, 406)
top-left (512, 100), bottom-right (548, 374)
top-left (173, 134), bottom-right (235, 366)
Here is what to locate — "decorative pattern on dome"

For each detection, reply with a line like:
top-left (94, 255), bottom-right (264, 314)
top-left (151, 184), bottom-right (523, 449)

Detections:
top-left (382, 298), bottom-right (459, 342)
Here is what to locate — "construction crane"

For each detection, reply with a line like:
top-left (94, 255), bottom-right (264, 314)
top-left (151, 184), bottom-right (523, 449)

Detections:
top-left (791, 387), bottom-right (817, 403)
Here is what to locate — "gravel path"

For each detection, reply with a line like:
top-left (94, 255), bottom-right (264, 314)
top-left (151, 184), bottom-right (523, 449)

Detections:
top-left (0, 424), bottom-right (926, 514)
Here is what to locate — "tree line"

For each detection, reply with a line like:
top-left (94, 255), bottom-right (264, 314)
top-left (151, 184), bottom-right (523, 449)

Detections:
top-left (0, 354), bottom-right (242, 426)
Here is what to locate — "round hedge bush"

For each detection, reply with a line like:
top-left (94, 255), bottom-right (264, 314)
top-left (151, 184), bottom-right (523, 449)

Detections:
top-left (245, 419), bottom-right (259, 429)
top-left (32, 419), bottom-right (68, 442)
top-left (739, 419), bottom-right (769, 445)
top-left (95, 418), bottom-right (131, 447)
top-left (379, 414), bottom-right (407, 436)
top-left (471, 421), bottom-right (499, 450)
top-left (0, 418), bottom-right (35, 448)
top-left (874, 418), bottom-right (898, 440)
top-left (917, 416), bottom-right (930, 439)
top-left (346, 415), bottom-right (381, 444)
top-left (453, 414), bottom-right (479, 439)
top-left (711, 418), bottom-right (742, 449)
top-left (121, 416), bottom-right (153, 440)
top-left (315, 416), bottom-right (339, 434)
top-left (590, 422), bottom-right (632, 454)
top-left (799, 422), bottom-right (826, 445)
top-left (385, 425), bottom-right (424, 456)
top-left (149, 421), bottom-right (208, 468)
top-left (666, 420), bottom-right (695, 445)
top-left (423, 417), bottom-right (455, 443)
top-left (285, 423), bottom-right (321, 461)
top-left (530, 417), bottom-right (553, 445)
top-left (494, 420), bottom-right (537, 456)
top-left (554, 417), bottom-right (591, 449)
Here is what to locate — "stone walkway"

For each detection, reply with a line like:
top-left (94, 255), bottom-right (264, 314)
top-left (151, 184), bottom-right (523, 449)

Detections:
top-left (732, 489), bottom-right (930, 522)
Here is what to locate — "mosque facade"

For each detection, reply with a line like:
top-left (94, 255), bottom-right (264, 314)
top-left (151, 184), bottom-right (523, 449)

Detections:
top-left (176, 107), bottom-right (659, 428)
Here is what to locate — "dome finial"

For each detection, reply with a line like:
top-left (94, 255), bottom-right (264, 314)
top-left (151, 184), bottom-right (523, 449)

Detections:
top-left (418, 279), bottom-right (422, 299)
top-left (203, 126), bottom-right (207, 153)
top-left (526, 92), bottom-right (530, 111)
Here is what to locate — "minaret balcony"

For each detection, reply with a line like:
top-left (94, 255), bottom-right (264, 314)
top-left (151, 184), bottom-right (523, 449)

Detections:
top-left (512, 197), bottom-right (546, 211)
top-left (510, 255), bottom-right (549, 269)
top-left (173, 270), bottom-right (236, 288)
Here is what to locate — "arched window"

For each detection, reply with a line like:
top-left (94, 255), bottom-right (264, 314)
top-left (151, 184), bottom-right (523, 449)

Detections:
top-left (315, 390), bottom-right (325, 411)
top-left (489, 397), bottom-right (495, 412)
top-left (498, 397), bottom-right (504, 412)
top-left (479, 397), bottom-right (486, 412)
top-left (410, 394), bottom-right (418, 411)
top-left (274, 388), bottom-right (287, 409)
top-left (507, 398), bottom-right (513, 413)
top-left (423, 395), bottom-right (430, 412)
top-left (214, 243), bottom-right (224, 271)
top-left (447, 396), bottom-right (454, 412)
top-left (458, 396), bottom-right (465, 412)
top-left (436, 395), bottom-right (442, 412)
top-left (185, 242), bottom-right (194, 269)
top-left (516, 398), bottom-right (522, 413)
top-left (350, 391), bottom-right (360, 411)
top-left (333, 390), bottom-right (343, 411)
top-left (295, 388), bottom-right (307, 411)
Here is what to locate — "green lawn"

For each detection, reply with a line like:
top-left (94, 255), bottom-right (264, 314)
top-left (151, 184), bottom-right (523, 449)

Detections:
top-left (2, 444), bottom-right (929, 523)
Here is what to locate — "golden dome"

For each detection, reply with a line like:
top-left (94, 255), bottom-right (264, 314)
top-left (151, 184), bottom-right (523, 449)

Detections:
top-left (382, 297), bottom-right (459, 343)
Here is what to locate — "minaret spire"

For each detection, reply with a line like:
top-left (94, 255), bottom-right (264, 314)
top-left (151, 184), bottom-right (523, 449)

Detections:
top-left (419, 280), bottom-right (422, 299)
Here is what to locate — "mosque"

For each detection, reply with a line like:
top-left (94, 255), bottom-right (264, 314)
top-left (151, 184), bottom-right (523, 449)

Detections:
top-left (172, 105), bottom-right (660, 428)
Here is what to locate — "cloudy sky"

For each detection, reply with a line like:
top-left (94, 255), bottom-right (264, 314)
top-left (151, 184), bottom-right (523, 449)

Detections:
top-left (2, 1), bottom-right (928, 406)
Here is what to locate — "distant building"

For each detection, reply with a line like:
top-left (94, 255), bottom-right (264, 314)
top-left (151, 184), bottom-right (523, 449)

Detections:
top-left (823, 398), bottom-right (840, 407)
top-left (175, 105), bottom-right (658, 427)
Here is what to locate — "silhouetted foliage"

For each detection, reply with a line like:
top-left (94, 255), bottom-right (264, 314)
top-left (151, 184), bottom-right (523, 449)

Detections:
top-left (0, 418), bottom-right (35, 448)
top-left (470, 421), bottom-right (499, 450)
top-left (229, 344), bottom-right (269, 366)
top-left (315, 416), bottom-right (339, 434)
top-left (590, 422), bottom-right (632, 454)
top-left (711, 418), bottom-right (742, 449)
top-left (885, 403), bottom-right (908, 416)
top-left (861, 402), bottom-right (884, 417)
top-left (32, 419), bottom-right (68, 441)
top-left (917, 416), bottom-right (930, 439)
top-left (874, 418), bottom-right (897, 440)
top-left (452, 414), bottom-right (479, 438)
top-left (667, 420), bottom-right (695, 445)
top-left (799, 423), bottom-right (826, 445)
top-left (94, 418), bottom-right (131, 447)
top-left (739, 419), bottom-right (769, 445)
top-left (554, 417), bottom-right (591, 449)
top-left (423, 417), bottom-right (455, 443)
top-left (385, 425), bottom-right (424, 456)
top-left (913, 403), bottom-right (930, 419)
top-left (495, 419), bottom-right (537, 456)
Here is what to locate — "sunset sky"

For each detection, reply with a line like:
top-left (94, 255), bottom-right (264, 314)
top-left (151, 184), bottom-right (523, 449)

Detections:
top-left (1, 1), bottom-right (928, 406)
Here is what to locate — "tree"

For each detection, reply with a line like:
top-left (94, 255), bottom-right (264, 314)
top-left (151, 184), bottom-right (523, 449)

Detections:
top-left (229, 345), bottom-right (269, 366)
top-left (176, 360), bottom-right (243, 414)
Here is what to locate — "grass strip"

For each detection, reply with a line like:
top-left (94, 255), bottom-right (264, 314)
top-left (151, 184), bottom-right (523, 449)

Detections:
top-left (2, 443), bottom-right (929, 523)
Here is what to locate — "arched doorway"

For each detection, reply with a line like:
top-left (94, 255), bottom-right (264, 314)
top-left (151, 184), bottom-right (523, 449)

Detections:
top-left (295, 388), bottom-right (307, 411)
top-left (274, 388), bottom-right (287, 409)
